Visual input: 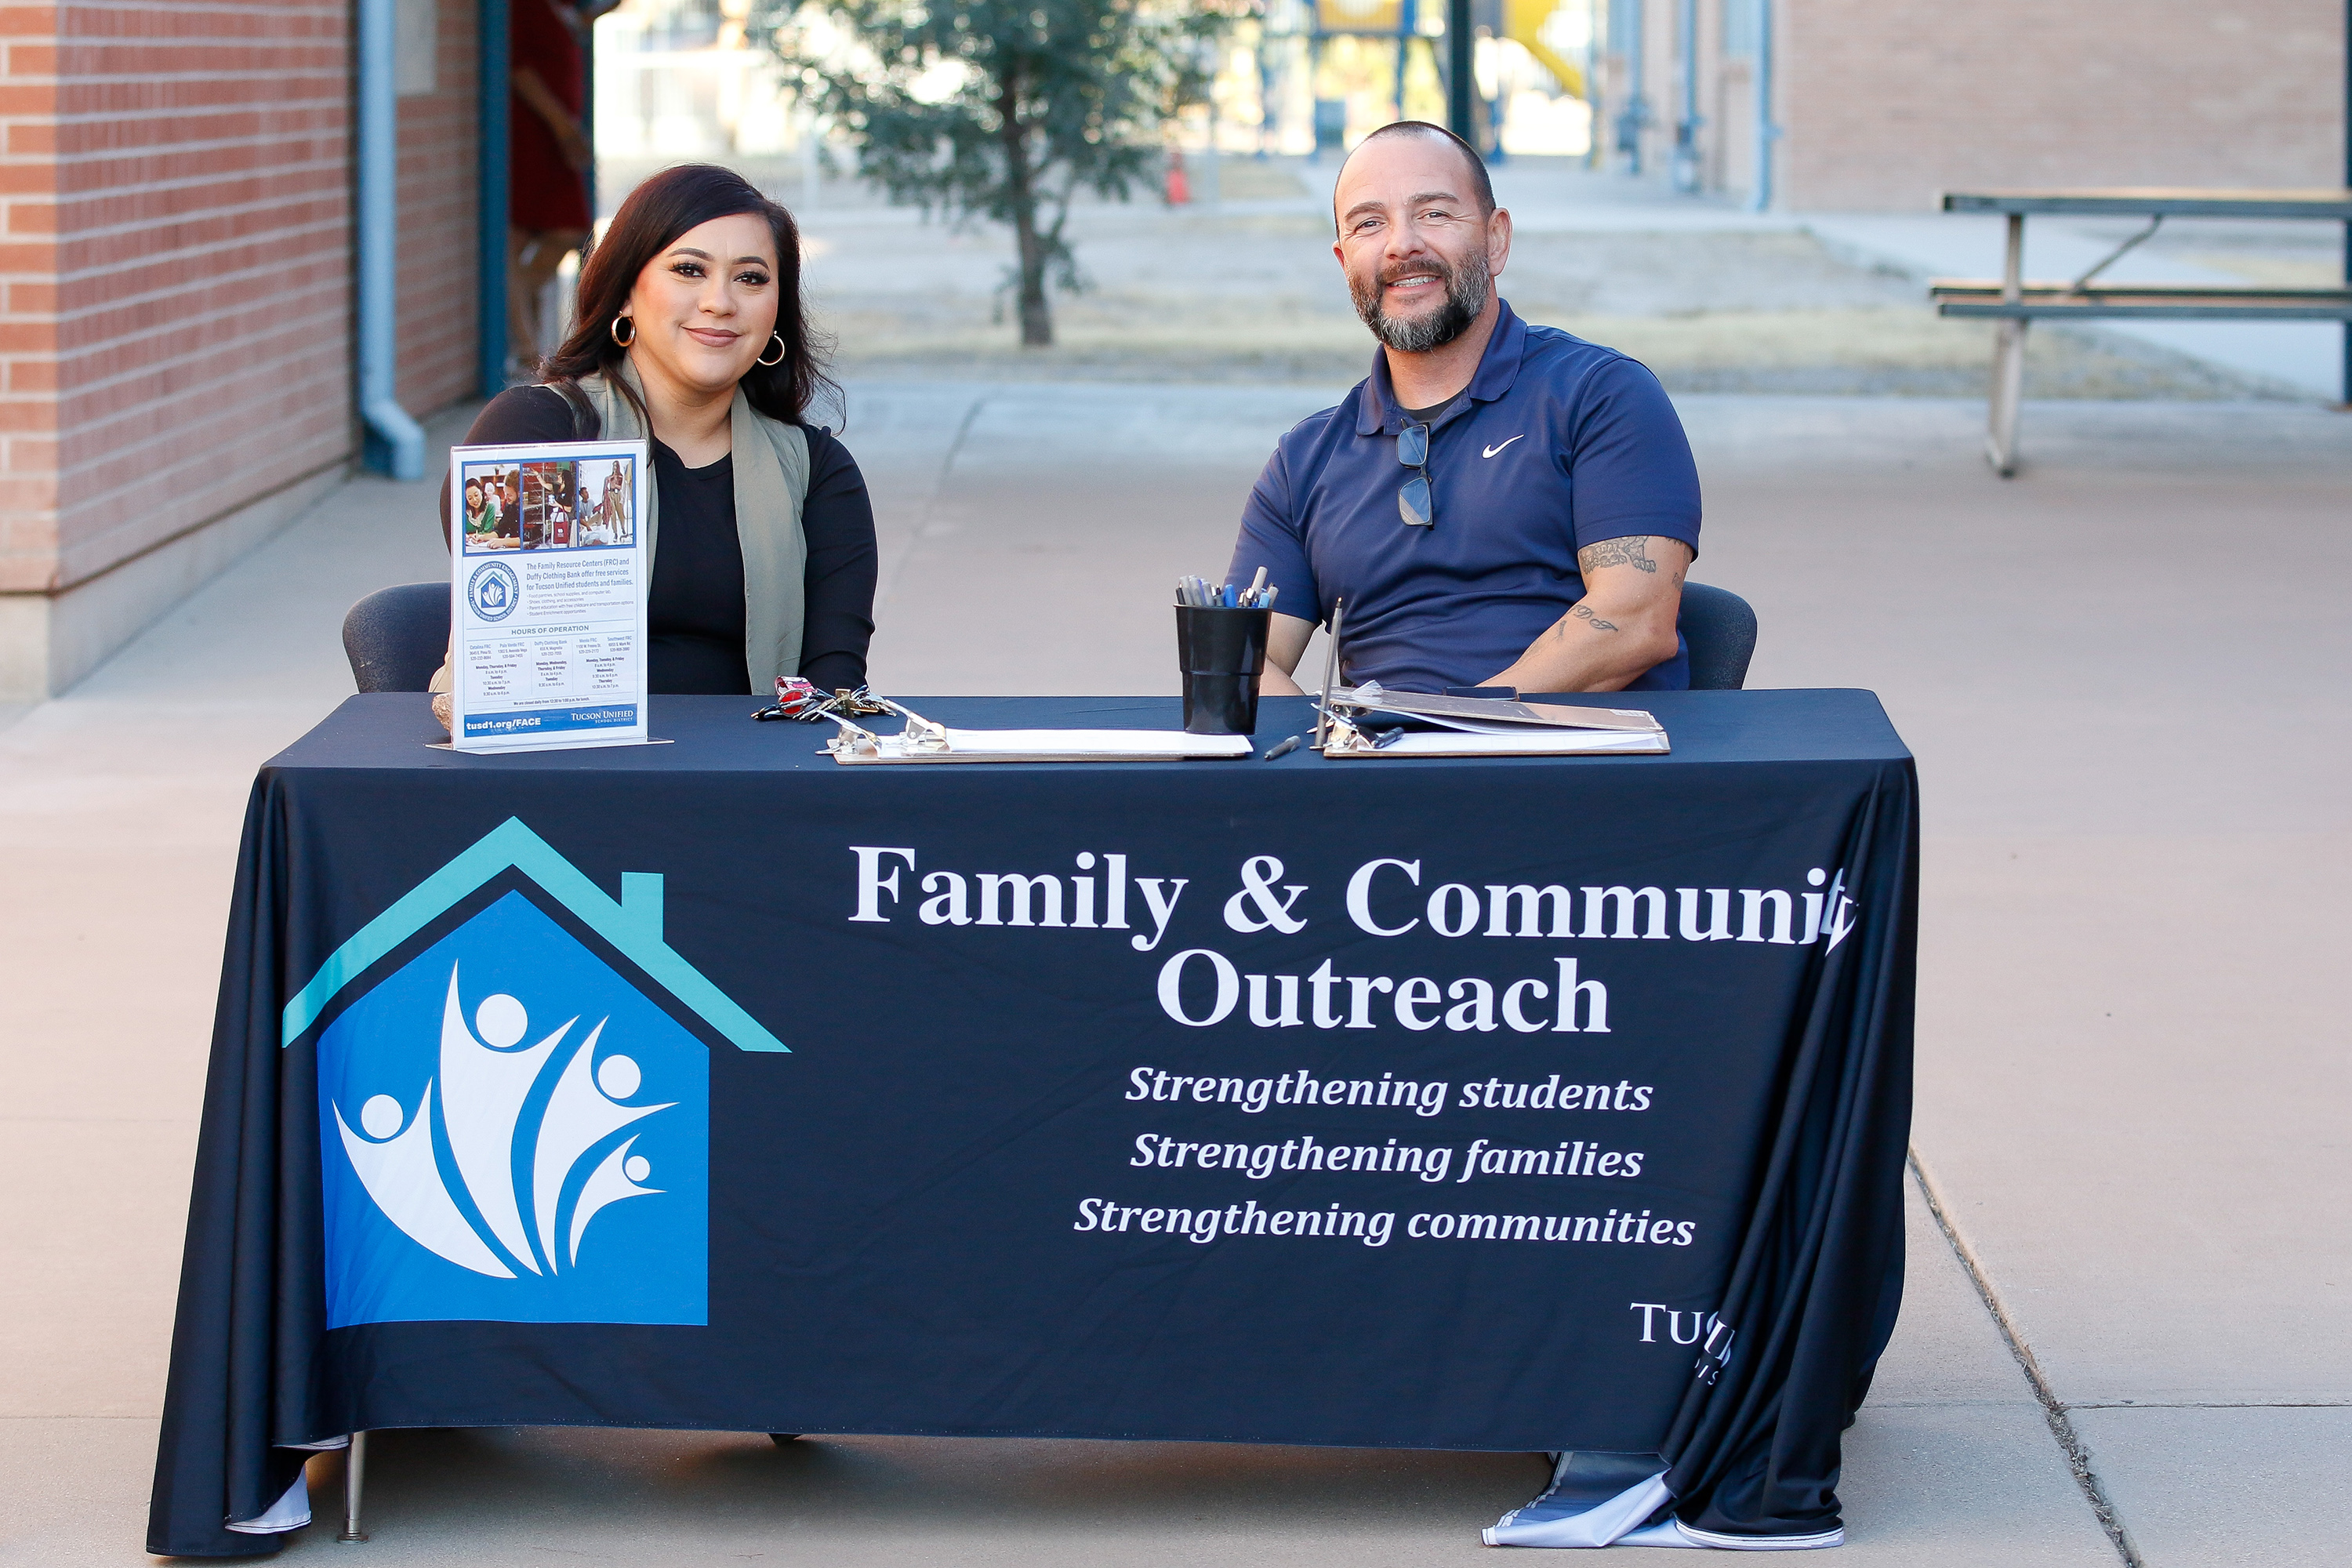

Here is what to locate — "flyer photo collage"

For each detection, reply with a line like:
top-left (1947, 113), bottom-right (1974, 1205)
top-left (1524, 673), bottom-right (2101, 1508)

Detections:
top-left (459, 454), bottom-right (637, 555)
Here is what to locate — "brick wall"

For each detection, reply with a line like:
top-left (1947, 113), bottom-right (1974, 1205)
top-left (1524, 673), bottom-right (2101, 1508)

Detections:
top-left (0, 0), bottom-right (477, 608)
top-left (0, 1), bottom-right (352, 597)
top-left (397, 0), bottom-right (477, 413)
top-left (1588, 0), bottom-right (2343, 212)
top-left (1778, 0), bottom-right (2343, 211)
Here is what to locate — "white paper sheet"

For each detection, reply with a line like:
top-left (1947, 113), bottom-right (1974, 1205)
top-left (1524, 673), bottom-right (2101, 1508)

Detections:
top-left (831, 728), bottom-right (1254, 764)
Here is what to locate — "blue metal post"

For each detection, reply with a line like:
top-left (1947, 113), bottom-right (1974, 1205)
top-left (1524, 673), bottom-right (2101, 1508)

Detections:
top-left (1446, 0), bottom-right (1473, 141)
top-left (479, 0), bottom-right (512, 397)
top-left (1396, 0), bottom-right (1414, 123)
top-left (356, 0), bottom-right (425, 478)
top-left (1584, 0), bottom-right (1601, 169)
top-left (1671, 0), bottom-right (1697, 191)
top-left (1615, 0), bottom-right (1646, 175)
top-left (1748, 0), bottom-right (1775, 212)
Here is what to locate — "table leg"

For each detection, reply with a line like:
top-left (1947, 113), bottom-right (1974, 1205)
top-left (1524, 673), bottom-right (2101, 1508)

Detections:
top-left (338, 1431), bottom-right (370, 1543)
top-left (1986, 213), bottom-right (2027, 475)
top-left (1987, 318), bottom-right (2027, 476)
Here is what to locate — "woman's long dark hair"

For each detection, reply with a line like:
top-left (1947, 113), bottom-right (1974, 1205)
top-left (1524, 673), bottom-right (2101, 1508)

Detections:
top-left (542, 163), bottom-right (836, 426)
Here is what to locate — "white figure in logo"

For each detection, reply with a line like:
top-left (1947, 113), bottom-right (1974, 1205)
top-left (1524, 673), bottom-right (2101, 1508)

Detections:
top-left (335, 964), bottom-right (673, 1278)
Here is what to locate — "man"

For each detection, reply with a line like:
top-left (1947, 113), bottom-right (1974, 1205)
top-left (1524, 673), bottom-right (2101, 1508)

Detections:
top-left (1229, 122), bottom-right (1700, 696)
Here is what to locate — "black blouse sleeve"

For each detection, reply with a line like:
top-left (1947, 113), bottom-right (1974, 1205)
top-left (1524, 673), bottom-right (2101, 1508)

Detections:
top-left (435, 387), bottom-right (576, 546)
top-left (795, 425), bottom-right (879, 694)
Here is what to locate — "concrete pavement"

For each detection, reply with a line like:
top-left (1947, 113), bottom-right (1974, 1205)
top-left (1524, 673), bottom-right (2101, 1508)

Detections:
top-left (3, 383), bottom-right (2348, 1563)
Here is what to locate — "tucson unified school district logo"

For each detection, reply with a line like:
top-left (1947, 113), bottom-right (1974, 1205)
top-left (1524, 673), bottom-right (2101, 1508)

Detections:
top-left (289, 819), bottom-right (787, 1329)
top-left (467, 559), bottom-right (519, 622)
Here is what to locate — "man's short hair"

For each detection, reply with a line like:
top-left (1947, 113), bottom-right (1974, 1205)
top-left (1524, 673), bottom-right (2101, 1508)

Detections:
top-left (1334, 121), bottom-right (1497, 231)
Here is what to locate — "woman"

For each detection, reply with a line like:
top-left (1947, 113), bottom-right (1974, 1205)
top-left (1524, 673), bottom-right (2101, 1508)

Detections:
top-left (439, 163), bottom-right (876, 697)
top-left (462, 477), bottom-right (496, 541)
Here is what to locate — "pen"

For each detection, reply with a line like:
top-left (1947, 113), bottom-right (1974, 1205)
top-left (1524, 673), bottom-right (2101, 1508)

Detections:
top-left (1262, 734), bottom-right (1301, 760)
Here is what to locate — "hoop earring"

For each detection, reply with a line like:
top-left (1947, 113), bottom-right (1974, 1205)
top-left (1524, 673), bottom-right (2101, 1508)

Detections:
top-left (610, 315), bottom-right (635, 347)
top-left (757, 332), bottom-right (786, 368)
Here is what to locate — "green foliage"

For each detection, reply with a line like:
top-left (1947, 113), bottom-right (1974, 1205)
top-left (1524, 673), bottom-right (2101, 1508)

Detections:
top-left (756, 0), bottom-right (1229, 344)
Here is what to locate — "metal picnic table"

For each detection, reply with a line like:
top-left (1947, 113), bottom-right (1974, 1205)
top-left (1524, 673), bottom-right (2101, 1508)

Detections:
top-left (1930, 188), bottom-right (2352, 474)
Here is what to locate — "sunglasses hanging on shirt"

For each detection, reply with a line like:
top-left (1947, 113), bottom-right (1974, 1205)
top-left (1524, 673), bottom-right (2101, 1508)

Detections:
top-left (1396, 421), bottom-right (1434, 528)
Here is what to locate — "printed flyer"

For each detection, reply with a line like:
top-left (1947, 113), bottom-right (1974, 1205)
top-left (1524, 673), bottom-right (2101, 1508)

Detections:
top-left (447, 439), bottom-right (650, 752)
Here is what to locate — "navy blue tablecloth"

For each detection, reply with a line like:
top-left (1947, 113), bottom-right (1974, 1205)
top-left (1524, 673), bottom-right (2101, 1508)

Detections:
top-left (150, 691), bottom-right (1917, 1554)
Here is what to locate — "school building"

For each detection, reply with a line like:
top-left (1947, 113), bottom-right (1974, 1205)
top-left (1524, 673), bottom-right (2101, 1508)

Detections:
top-left (1588, 0), bottom-right (2346, 210)
top-left (0, 0), bottom-right (2343, 698)
top-left (0, 0), bottom-right (491, 699)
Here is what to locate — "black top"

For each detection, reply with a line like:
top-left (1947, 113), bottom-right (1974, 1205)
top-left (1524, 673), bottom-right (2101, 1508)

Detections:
top-left (644, 442), bottom-right (749, 693)
top-left (461, 386), bottom-right (879, 695)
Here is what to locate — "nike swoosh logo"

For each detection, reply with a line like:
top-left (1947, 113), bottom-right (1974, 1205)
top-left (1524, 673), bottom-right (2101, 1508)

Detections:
top-left (1483, 436), bottom-right (1524, 458)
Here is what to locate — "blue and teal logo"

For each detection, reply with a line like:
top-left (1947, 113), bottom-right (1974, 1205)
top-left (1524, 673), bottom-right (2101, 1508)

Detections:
top-left (467, 560), bottom-right (518, 621)
top-left (291, 820), bottom-right (785, 1330)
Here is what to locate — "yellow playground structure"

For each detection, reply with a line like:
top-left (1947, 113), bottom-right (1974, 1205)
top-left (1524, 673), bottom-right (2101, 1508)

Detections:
top-left (1502, 0), bottom-right (1584, 100)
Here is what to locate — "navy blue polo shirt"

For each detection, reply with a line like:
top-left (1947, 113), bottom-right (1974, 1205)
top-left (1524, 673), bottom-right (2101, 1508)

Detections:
top-left (1227, 300), bottom-right (1702, 692)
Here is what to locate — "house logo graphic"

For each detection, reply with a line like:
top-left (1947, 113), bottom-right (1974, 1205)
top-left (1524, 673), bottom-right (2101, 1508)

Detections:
top-left (289, 818), bottom-right (786, 1329)
top-left (467, 559), bottom-right (518, 621)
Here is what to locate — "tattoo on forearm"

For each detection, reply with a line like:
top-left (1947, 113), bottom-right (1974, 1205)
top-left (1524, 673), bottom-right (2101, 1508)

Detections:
top-left (1570, 603), bottom-right (1618, 633)
top-left (1578, 536), bottom-right (1658, 575)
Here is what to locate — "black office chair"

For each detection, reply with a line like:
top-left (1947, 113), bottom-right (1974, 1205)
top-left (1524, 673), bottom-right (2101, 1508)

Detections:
top-left (343, 582), bottom-right (449, 693)
top-left (1679, 582), bottom-right (1758, 691)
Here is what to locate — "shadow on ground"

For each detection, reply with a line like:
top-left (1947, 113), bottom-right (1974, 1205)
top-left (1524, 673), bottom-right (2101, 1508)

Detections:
top-left (281, 1432), bottom-right (1542, 1563)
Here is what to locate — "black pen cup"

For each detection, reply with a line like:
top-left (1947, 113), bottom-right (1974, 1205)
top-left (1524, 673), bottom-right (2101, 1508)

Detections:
top-left (1176, 605), bottom-right (1270, 735)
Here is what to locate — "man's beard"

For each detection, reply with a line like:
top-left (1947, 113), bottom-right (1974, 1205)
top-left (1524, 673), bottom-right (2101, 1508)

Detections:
top-left (1352, 248), bottom-right (1490, 354)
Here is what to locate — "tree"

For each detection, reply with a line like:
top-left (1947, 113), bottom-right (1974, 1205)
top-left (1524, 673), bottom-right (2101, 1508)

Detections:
top-left (757, 0), bottom-right (1222, 347)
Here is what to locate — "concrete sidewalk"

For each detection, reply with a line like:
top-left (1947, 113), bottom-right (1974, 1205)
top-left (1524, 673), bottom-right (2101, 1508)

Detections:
top-left (2, 383), bottom-right (2347, 1564)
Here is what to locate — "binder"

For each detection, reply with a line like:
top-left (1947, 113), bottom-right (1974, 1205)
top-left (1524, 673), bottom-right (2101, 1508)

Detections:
top-left (1319, 683), bottom-right (1669, 757)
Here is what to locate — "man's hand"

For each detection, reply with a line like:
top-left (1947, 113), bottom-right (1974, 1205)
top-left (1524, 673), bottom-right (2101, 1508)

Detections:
top-left (1259, 612), bottom-right (1318, 696)
top-left (1489, 535), bottom-right (1692, 694)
